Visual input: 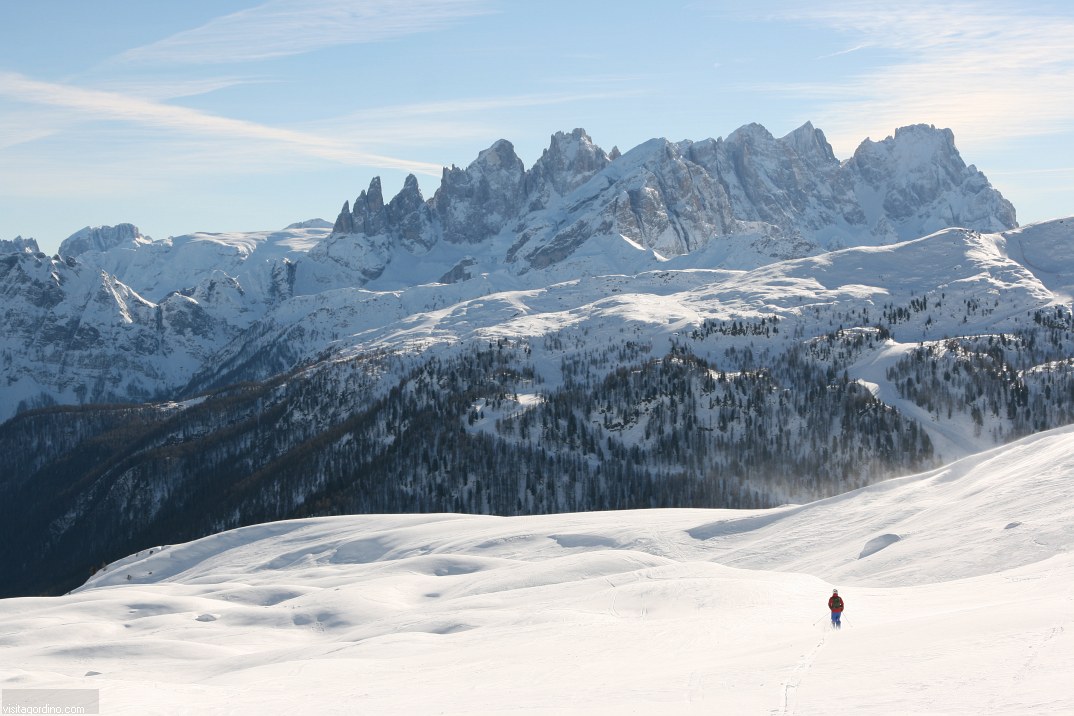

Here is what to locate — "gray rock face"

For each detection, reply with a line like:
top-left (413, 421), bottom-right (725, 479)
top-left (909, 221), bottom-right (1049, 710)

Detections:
top-left (334, 175), bottom-right (436, 254)
top-left (328, 122), bottom-right (1017, 278)
top-left (846, 124), bottom-right (1017, 237)
top-left (597, 137), bottom-right (737, 258)
top-left (526, 128), bottom-right (612, 203)
top-left (388, 174), bottom-right (436, 253)
top-left (0, 236), bottom-right (40, 254)
top-left (58, 224), bottom-right (147, 258)
top-left (433, 139), bottom-right (527, 245)
top-left (702, 122), bottom-right (860, 235)
top-left (0, 250), bottom-right (233, 420)
top-left (333, 178), bottom-right (387, 236)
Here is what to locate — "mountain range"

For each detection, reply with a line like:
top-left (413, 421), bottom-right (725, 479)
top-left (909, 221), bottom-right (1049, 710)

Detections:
top-left (3, 121), bottom-right (1071, 598)
top-left (0, 122), bottom-right (1016, 420)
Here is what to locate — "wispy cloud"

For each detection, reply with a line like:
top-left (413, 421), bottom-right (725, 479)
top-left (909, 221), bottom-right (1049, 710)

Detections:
top-left (113, 0), bottom-right (494, 66)
top-left (0, 71), bottom-right (444, 175)
top-left (300, 89), bottom-right (647, 153)
top-left (815, 43), bottom-right (873, 60)
top-left (93, 76), bottom-right (266, 101)
top-left (331, 90), bottom-right (644, 124)
top-left (0, 76), bottom-right (267, 153)
top-left (773, 0), bottom-right (1074, 155)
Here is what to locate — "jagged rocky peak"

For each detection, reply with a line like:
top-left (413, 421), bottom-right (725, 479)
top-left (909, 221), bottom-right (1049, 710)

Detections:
top-left (527, 128), bottom-right (611, 197)
top-left (358, 176), bottom-right (386, 212)
top-left (475, 138), bottom-right (525, 172)
top-left (722, 121), bottom-right (838, 169)
top-left (434, 138), bottom-right (526, 244)
top-left (58, 223), bottom-right (147, 257)
top-left (332, 200), bottom-right (353, 234)
top-left (848, 124), bottom-right (1017, 233)
top-left (780, 121), bottom-right (837, 166)
top-left (725, 122), bottom-right (777, 148)
top-left (333, 177), bottom-right (388, 236)
top-left (330, 174), bottom-right (435, 253)
top-left (1, 235), bottom-right (40, 254)
top-left (852, 124), bottom-right (963, 177)
top-left (387, 174), bottom-right (436, 252)
top-left (322, 120), bottom-right (1018, 276)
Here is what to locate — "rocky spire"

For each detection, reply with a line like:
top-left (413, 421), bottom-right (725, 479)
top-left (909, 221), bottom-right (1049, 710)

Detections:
top-left (526, 128), bottom-right (611, 199)
top-left (332, 201), bottom-right (355, 234)
top-left (387, 174), bottom-right (435, 252)
top-left (433, 139), bottom-right (526, 244)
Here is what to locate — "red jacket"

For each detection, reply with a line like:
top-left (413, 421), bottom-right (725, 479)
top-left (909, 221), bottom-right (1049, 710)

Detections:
top-left (828, 595), bottom-right (844, 612)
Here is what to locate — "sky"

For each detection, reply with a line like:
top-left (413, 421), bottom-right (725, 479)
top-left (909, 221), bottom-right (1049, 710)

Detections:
top-left (2, 0), bottom-right (1073, 254)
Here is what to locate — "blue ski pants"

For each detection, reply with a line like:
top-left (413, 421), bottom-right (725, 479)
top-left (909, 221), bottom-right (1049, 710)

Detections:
top-left (831, 611), bottom-right (842, 627)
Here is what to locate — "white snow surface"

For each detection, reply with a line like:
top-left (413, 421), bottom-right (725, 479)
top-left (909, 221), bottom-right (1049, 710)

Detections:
top-left (3, 426), bottom-right (1073, 714)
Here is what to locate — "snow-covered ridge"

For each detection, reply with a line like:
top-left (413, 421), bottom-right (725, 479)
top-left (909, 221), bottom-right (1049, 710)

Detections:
top-left (323, 121), bottom-right (1015, 285)
top-left (4, 424), bottom-right (1071, 713)
top-left (57, 222), bottom-right (149, 257)
top-left (0, 216), bottom-right (1069, 427)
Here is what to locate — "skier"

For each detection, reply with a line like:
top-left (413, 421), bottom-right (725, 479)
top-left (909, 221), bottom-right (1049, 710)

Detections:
top-left (828, 589), bottom-right (844, 629)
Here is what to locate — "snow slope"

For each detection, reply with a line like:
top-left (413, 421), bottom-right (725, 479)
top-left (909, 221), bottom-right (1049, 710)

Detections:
top-left (2, 426), bottom-right (1073, 714)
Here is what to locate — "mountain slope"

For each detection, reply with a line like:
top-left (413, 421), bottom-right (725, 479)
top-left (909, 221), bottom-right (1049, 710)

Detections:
top-left (2, 426), bottom-right (1072, 713)
top-left (0, 250), bottom-right (235, 414)
top-left (4, 219), bottom-right (1074, 599)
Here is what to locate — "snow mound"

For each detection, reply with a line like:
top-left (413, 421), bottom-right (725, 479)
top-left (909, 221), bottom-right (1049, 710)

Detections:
top-left (858, 533), bottom-right (901, 559)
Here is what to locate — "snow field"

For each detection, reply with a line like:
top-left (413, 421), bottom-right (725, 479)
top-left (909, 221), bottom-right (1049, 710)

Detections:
top-left (3, 425), bottom-right (1074, 713)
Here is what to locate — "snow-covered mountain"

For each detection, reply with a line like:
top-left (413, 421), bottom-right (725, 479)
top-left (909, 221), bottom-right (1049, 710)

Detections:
top-left (324, 122), bottom-right (1015, 284)
top-left (0, 123), bottom-right (1016, 422)
top-left (0, 223), bottom-right (331, 416)
top-left (4, 217), bottom-right (1074, 599)
top-left (0, 122), bottom-right (1067, 602)
top-left (0, 235), bottom-right (39, 254)
top-left (2, 425), bottom-right (1071, 713)
top-left (57, 222), bottom-right (150, 257)
top-left (0, 248), bottom-right (236, 412)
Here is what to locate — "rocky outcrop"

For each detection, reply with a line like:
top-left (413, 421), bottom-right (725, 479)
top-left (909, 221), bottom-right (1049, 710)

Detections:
top-left (0, 236), bottom-right (40, 254)
top-left (388, 174), bottom-right (437, 252)
top-left (0, 251), bottom-right (233, 421)
top-left (526, 128), bottom-right (612, 204)
top-left (846, 124), bottom-right (1017, 239)
top-left (58, 224), bottom-right (148, 258)
top-left (433, 139), bottom-right (527, 245)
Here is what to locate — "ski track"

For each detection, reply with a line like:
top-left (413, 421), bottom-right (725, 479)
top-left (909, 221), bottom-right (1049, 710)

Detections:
top-left (687, 669), bottom-right (704, 705)
top-left (774, 633), bottom-right (827, 716)
top-left (986, 623), bottom-right (1068, 713)
top-left (1014, 625), bottom-right (1064, 683)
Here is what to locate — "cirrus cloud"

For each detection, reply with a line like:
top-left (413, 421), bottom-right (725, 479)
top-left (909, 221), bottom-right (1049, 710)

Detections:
top-left (773, 0), bottom-right (1074, 154)
top-left (114, 0), bottom-right (495, 66)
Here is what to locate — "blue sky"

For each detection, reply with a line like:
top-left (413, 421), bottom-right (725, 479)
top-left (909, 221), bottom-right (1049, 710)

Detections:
top-left (2, 0), bottom-right (1073, 253)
